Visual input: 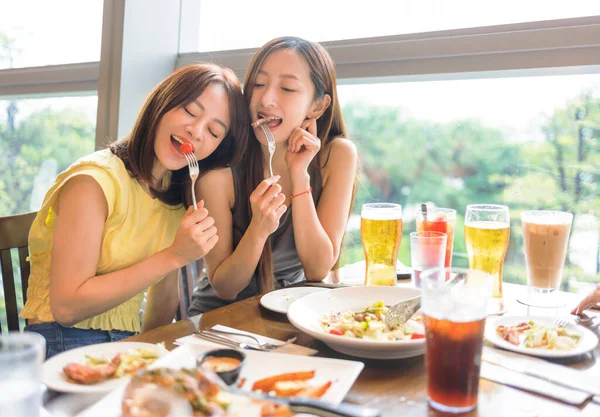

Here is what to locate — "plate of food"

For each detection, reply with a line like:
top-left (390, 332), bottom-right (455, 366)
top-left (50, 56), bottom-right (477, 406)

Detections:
top-left (76, 340), bottom-right (365, 417)
top-left (42, 342), bottom-right (168, 393)
top-left (260, 287), bottom-right (330, 314)
top-left (287, 286), bottom-right (425, 359)
top-left (484, 316), bottom-right (598, 358)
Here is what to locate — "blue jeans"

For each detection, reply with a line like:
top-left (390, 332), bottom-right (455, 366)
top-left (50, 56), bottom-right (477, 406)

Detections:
top-left (24, 322), bottom-right (136, 360)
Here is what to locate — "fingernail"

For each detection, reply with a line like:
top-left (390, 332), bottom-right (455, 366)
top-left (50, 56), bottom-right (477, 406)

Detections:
top-left (274, 175), bottom-right (281, 181)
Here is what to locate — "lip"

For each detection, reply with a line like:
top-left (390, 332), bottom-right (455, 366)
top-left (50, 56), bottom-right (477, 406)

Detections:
top-left (170, 135), bottom-right (190, 159)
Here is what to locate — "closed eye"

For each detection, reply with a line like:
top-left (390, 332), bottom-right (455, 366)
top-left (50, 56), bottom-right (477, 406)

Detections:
top-left (253, 83), bottom-right (265, 88)
top-left (184, 107), bottom-right (195, 117)
top-left (282, 87), bottom-right (295, 92)
top-left (208, 129), bottom-right (219, 139)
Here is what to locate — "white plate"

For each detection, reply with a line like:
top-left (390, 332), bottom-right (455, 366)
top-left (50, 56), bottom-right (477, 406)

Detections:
top-left (287, 286), bottom-right (424, 359)
top-left (42, 342), bottom-right (168, 394)
top-left (76, 341), bottom-right (365, 417)
top-left (260, 287), bottom-right (330, 314)
top-left (484, 315), bottom-right (599, 358)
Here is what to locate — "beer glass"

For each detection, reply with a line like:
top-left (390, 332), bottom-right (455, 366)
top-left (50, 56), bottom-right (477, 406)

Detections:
top-left (361, 203), bottom-right (403, 286)
top-left (464, 204), bottom-right (510, 314)
top-left (421, 267), bottom-right (493, 413)
top-left (0, 332), bottom-right (46, 417)
top-left (415, 207), bottom-right (456, 268)
top-left (520, 210), bottom-right (573, 307)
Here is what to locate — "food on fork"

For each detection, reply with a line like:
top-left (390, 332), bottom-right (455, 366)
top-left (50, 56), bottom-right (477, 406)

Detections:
top-left (180, 142), bottom-right (195, 154)
top-left (63, 345), bottom-right (163, 385)
top-left (496, 321), bottom-right (581, 350)
top-left (122, 367), bottom-right (293, 417)
top-left (320, 300), bottom-right (425, 341)
top-left (251, 116), bottom-right (281, 128)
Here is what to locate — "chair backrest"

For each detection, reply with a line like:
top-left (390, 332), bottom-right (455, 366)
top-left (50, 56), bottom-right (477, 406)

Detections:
top-left (0, 211), bottom-right (37, 333)
top-left (176, 258), bottom-right (204, 321)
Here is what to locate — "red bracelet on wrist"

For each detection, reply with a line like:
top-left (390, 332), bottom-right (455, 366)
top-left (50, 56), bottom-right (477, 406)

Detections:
top-left (290, 186), bottom-right (312, 199)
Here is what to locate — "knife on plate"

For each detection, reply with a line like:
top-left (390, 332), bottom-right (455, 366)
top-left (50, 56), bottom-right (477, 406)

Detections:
top-left (227, 386), bottom-right (381, 417)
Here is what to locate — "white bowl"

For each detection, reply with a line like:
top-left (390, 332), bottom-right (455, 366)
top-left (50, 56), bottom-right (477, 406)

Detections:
top-left (287, 286), bottom-right (424, 359)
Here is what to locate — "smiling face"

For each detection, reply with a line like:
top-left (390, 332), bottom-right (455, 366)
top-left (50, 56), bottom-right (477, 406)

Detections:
top-left (249, 48), bottom-right (318, 145)
top-left (153, 82), bottom-right (231, 180)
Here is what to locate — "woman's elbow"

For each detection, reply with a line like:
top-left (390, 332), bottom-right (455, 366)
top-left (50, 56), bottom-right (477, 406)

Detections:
top-left (50, 304), bottom-right (78, 327)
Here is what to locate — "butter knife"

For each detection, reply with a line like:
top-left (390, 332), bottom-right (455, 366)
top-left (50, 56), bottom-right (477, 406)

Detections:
top-left (481, 349), bottom-right (599, 397)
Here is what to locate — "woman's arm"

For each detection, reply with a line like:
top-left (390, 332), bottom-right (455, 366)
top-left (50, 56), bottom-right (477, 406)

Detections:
top-left (49, 175), bottom-right (217, 327)
top-left (141, 270), bottom-right (180, 332)
top-left (198, 169), bottom-right (286, 300)
top-left (291, 138), bottom-right (358, 280)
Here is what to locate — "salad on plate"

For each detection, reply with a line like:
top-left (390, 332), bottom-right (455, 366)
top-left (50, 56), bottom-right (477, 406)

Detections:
top-left (320, 300), bottom-right (425, 341)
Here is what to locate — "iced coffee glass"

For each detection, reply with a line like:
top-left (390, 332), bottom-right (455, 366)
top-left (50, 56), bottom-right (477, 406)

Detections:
top-left (520, 210), bottom-right (573, 307)
top-left (421, 267), bottom-right (493, 413)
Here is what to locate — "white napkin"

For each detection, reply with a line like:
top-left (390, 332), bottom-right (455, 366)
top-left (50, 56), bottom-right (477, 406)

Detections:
top-left (174, 325), bottom-right (317, 356)
top-left (480, 346), bottom-right (599, 405)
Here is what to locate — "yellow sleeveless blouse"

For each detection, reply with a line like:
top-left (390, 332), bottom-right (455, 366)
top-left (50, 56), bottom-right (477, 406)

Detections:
top-left (20, 149), bottom-right (185, 332)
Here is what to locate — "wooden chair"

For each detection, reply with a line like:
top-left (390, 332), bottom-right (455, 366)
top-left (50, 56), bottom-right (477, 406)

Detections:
top-left (0, 211), bottom-right (37, 333)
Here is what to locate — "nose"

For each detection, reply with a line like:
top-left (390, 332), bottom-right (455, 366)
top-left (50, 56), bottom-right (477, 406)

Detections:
top-left (258, 84), bottom-right (277, 108)
top-left (185, 120), bottom-right (205, 142)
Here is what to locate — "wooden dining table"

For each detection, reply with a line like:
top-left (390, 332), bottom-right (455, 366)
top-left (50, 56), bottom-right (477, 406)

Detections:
top-left (122, 281), bottom-right (600, 417)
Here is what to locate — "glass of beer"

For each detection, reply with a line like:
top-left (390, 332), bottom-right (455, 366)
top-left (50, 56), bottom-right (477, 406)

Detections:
top-left (361, 203), bottom-right (403, 286)
top-left (421, 267), bottom-right (493, 413)
top-left (415, 206), bottom-right (456, 268)
top-left (520, 210), bottom-right (573, 307)
top-left (464, 204), bottom-right (510, 314)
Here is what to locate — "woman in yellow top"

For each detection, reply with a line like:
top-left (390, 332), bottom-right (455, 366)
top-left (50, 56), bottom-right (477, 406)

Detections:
top-left (20, 63), bottom-right (249, 358)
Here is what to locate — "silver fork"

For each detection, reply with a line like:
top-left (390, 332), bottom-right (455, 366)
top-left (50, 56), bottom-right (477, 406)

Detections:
top-left (183, 152), bottom-right (199, 210)
top-left (259, 123), bottom-right (276, 178)
top-left (553, 317), bottom-right (570, 327)
top-left (195, 330), bottom-right (295, 352)
top-left (385, 296), bottom-right (421, 329)
top-left (203, 328), bottom-right (297, 350)
top-left (252, 118), bottom-right (277, 178)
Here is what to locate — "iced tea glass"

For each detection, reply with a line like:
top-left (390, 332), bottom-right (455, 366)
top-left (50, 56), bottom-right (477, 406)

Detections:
top-left (421, 267), bottom-right (493, 413)
top-left (410, 231), bottom-right (447, 288)
top-left (520, 210), bottom-right (573, 307)
top-left (415, 207), bottom-right (456, 268)
top-left (465, 204), bottom-right (510, 314)
top-left (361, 203), bottom-right (403, 286)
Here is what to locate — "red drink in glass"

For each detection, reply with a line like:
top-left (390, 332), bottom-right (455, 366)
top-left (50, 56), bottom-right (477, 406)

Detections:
top-left (416, 207), bottom-right (456, 269)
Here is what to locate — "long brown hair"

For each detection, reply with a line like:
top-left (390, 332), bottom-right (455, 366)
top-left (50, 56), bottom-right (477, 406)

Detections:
top-left (110, 63), bottom-right (249, 206)
top-left (242, 37), bottom-right (353, 292)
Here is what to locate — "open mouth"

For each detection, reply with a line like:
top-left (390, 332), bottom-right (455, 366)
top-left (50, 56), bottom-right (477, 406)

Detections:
top-left (171, 135), bottom-right (188, 155)
top-left (252, 114), bottom-right (282, 129)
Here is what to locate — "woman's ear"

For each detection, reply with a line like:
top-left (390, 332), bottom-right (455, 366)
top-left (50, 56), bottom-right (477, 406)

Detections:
top-left (307, 94), bottom-right (331, 120)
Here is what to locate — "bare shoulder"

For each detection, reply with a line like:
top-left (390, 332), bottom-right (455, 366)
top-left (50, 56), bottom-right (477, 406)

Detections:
top-left (196, 167), bottom-right (235, 207)
top-left (321, 138), bottom-right (358, 183)
top-left (58, 174), bottom-right (107, 216)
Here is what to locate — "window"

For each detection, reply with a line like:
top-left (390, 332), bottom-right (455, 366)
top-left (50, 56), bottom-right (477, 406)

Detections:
top-left (0, 0), bottom-right (103, 69)
top-left (337, 74), bottom-right (600, 291)
top-left (0, 96), bottom-right (98, 216)
top-left (187, 0), bottom-right (600, 53)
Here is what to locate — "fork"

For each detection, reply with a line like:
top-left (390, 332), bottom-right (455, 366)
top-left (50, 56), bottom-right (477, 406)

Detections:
top-left (384, 295), bottom-right (421, 329)
top-left (183, 152), bottom-right (199, 210)
top-left (553, 317), bottom-right (570, 327)
top-left (259, 123), bottom-right (276, 178)
top-left (194, 330), bottom-right (294, 352)
top-left (203, 328), bottom-right (297, 350)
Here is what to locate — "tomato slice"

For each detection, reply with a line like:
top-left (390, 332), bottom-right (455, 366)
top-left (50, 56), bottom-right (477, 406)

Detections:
top-left (180, 142), bottom-right (194, 154)
top-left (410, 333), bottom-right (425, 340)
top-left (329, 328), bottom-right (343, 336)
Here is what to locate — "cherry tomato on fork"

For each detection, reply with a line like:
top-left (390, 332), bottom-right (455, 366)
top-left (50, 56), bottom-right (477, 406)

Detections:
top-left (180, 142), bottom-right (195, 154)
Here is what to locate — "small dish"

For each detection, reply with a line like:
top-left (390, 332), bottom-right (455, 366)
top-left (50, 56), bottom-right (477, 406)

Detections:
top-left (196, 348), bottom-right (246, 385)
